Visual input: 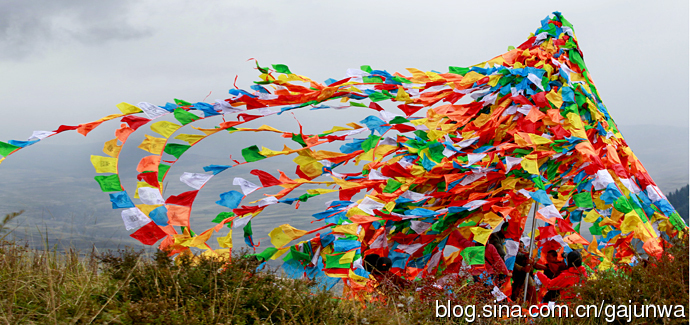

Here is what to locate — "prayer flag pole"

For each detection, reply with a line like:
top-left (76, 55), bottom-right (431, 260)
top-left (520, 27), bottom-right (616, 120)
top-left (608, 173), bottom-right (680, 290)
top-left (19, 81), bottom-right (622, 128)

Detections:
top-left (523, 201), bottom-right (538, 303)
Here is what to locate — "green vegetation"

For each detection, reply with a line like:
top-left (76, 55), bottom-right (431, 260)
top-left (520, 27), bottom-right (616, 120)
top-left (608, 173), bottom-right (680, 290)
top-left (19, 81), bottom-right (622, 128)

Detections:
top-left (0, 210), bottom-right (687, 324)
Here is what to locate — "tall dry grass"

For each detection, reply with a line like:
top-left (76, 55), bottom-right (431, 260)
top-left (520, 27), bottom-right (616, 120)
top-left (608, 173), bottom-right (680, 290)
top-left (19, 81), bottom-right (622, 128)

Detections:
top-left (0, 208), bottom-right (686, 324)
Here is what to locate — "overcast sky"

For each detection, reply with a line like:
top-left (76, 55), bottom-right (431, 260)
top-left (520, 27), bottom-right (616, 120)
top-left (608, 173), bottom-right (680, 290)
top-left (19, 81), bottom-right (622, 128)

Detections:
top-left (0, 0), bottom-right (687, 142)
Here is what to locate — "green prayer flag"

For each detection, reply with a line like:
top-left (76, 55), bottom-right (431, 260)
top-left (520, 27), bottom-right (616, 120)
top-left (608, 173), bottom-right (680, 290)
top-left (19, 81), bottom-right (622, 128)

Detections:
top-left (361, 135), bottom-right (381, 152)
top-left (158, 164), bottom-right (171, 181)
top-left (389, 116), bottom-right (410, 124)
top-left (212, 211), bottom-right (234, 223)
top-left (669, 212), bottom-right (687, 231)
top-left (448, 66), bottom-right (470, 76)
top-left (392, 76), bottom-right (412, 84)
top-left (173, 108), bottom-right (200, 125)
top-left (284, 246), bottom-right (311, 263)
top-left (272, 64), bottom-right (292, 74)
top-left (0, 141), bottom-right (19, 157)
top-left (369, 91), bottom-right (392, 101)
top-left (573, 192), bottom-right (594, 209)
top-left (243, 221), bottom-right (253, 237)
top-left (460, 246), bottom-right (485, 265)
top-left (298, 193), bottom-right (318, 202)
top-left (241, 145), bottom-right (267, 162)
top-left (255, 61), bottom-right (269, 73)
top-left (569, 49), bottom-right (587, 72)
top-left (94, 174), bottom-right (122, 192)
top-left (363, 76), bottom-right (383, 84)
top-left (164, 143), bottom-right (191, 159)
top-left (383, 179), bottom-right (402, 193)
top-left (174, 98), bottom-right (192, 106)
top-left (613, 196), bottom-right (633, 214)
top-left (324, 252), bottom-right (352, 269)
top-left (589, 219), bottom-right (603, 236)
top-left (360, 65), bottom-right (372, 73)
top-left (349, 102), bottom-right (367, 107)
top-left (428, 143), bottom-right (445, 163)
top-left (255, 247), bottom-right (278, 261)
top-left (291, 133), bottom-right (307, 147)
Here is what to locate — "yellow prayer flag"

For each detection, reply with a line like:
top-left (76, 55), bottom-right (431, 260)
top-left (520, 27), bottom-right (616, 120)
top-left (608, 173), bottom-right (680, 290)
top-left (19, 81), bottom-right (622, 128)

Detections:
top-left (348, 269), bottom-right (370, 287)
top-left (321, 125), bottom-right (352, 134)
top-left (312, 150), bottom-right (350, 160)
top-left (487, 74), bottom-right (502, 87)
top-left (481, 212), bottom-right (504, 228)
top-left (395, 86), bottom-right (412, 103)
top-left (425, 71), bottom-right (445, 82)
top-left (501, 178), bottom-right (519, 190)
top-left (545, 89), bottom-right (563, 108)
top-left (514, 133), bottom-right (532, 146)
top-left (528, 134), bottom-right (553, 145)
top-left (331, 176), bottom-right (361, 190)
top-left (520, 157), bottom-right (539, 175)
top-left (621, 212), bottom-right (642, 234)
top-left (135, 204), bottom-right (161, 216)
top-left (217, 229), bottom-right (233, 248)
top-left (150, 121), bottom-right (182, 138)
top-left (410, 118), bottom-right (428, 126)
top-left (306, 188), bottom-right (338, 195)
top-left (268, 224), bottom-right (309, 248)
top-left (90, 155), bottom-right (118, 174)
top-left (271, 247), bottom-right (290, 260)
top-left (259, 146), bottom-right (287, 157)
top-left (470, 227), bottom-right (493, 245)
top-left (588, 237), bottom-right (605, 258)
top-left (103, 138), bottom-right (122, 158)
top-left (583, 209), bottom-right (601, 223)
top-left (174, 133), bottom-right (205, 145)
top-left (339, 250), bottom-right (356, 264)
top-left (255, 125), bottom-right (283, 133)
top-left (293, 154), bottom-right (323, 178)
top-left (138, 135), bottom-right (167, 155)
top-left (427, 129), bottom-right (445, 141)
top-left (384, 201), bottom-right (396, 213)
top-left (190, 126), bottom-right (224, 135)
top-left (458, 71), bottom-right (485, 88)
top-left (346, 206), bottom-right (368, 219)
top-left (116, 102), bottom-right (143, 114)
top-left (189, 229), bottom-right (214, 249)
top-left (406, 68), bottom-right (431, 83)
top-left (333, 223), bottom-right (358, 236)
top-left (597, 258), bottom-right (613, 271)
top-left (96, 114), bottom-right (125, 122)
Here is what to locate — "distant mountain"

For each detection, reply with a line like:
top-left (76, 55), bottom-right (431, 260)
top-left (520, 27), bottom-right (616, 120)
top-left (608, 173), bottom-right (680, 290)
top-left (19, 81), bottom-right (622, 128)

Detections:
top-left (667, 185), bottom-right (689, 224)
top-left (617, 124), bottom-right (689, 193)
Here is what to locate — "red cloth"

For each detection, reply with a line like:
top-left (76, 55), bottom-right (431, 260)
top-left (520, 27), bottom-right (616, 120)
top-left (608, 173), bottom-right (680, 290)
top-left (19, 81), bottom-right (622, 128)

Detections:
top-left (536, 266), bottom-right (587, 301)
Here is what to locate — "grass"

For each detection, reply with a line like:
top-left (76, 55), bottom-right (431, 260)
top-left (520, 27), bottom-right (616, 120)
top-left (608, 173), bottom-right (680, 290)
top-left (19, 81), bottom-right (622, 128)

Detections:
top-left (0, 209), bottom-right (687, 324)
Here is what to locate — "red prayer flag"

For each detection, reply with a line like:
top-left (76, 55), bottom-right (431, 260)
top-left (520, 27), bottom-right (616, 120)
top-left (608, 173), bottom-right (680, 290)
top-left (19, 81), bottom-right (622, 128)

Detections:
top-left (130, 222), bottom-right (168, 245)
top-left (250, 169), bottom-right (282, 187)
top-left (165, 190), bottom-right (199, 207)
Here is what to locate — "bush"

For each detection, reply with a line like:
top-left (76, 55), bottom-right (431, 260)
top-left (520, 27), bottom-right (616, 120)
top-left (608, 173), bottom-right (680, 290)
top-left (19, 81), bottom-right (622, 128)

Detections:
top-left (0, 237), bottom-right (687, 324)
top-left (98, 248), bottom-right (354, 324)
top-left (572, 235), bottom-right (689, 324)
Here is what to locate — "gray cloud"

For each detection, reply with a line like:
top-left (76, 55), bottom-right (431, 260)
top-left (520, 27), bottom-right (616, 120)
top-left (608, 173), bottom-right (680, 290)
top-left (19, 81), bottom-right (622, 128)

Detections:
top-left (0, 0), bottom-right (150, 60)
